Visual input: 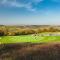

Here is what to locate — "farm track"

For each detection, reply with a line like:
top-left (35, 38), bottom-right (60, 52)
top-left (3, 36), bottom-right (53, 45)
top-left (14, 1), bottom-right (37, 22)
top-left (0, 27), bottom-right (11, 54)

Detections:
top-left (0, 42), bottom-right (60, 60)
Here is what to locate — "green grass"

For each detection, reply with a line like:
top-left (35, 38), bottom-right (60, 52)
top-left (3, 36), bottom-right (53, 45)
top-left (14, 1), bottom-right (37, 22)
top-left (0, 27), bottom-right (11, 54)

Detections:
top-left (0, 34), bottom-right (60, 44)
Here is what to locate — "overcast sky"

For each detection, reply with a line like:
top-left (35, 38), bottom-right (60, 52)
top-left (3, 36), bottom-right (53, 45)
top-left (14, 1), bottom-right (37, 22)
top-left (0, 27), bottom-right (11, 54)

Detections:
top-left (0, 0), bottom-right (60, 25)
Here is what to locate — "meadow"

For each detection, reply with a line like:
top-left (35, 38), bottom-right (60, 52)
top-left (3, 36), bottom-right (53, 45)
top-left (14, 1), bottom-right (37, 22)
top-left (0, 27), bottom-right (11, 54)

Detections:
top-left (0, 33), bottom-right (60, 44)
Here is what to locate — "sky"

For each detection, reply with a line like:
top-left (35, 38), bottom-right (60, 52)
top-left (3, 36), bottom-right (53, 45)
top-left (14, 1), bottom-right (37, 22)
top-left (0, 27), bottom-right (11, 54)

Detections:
top-left (0, 0), bottom-right (60, 25)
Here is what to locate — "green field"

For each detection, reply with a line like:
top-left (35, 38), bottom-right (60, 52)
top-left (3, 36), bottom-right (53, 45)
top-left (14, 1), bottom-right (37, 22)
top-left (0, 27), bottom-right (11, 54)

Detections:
top-left (0, 34), bottom-right (60, 44)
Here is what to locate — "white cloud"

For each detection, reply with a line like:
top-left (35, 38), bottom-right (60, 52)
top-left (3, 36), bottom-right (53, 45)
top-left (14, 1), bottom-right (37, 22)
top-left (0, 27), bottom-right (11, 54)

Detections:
top-left (25, 3), bottom-right (36, 12)
top-left (0, 0), bottom-right (44, 12)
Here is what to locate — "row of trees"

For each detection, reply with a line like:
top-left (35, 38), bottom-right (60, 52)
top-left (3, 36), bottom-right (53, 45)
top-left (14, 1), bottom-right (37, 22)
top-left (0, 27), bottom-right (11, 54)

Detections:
top-left (0, 26), bottom-right (60, 36)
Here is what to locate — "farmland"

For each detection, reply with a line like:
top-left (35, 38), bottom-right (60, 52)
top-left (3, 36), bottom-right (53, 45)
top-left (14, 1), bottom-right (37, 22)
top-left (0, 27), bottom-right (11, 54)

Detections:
top-left (0, 25), bottom-right (60, 44)
top-left (0, 33), bottom-right (60, 44)
top-left (0, 25), bottom-right (60, 60)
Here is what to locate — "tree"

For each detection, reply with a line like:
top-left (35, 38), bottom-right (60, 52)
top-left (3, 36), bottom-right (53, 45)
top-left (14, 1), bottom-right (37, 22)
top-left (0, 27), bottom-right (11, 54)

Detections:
top-left (0, 30), bottom-right (4, 36)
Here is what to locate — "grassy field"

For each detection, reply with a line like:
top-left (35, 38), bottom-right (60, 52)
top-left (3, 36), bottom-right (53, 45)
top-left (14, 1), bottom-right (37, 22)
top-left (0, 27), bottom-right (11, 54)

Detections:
top-left (0, 34), bottom-right (60, 44)
top-left (0, 33), bottom-right (60, 60)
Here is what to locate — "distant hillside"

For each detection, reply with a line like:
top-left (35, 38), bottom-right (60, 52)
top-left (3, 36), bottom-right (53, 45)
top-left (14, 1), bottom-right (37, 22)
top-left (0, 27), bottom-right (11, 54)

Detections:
top-left (0, 25), bottom-right (60, 36)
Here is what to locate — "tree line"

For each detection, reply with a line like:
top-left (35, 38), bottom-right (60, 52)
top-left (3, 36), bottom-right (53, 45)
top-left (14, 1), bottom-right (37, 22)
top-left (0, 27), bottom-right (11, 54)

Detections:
top-left (0, 26), bottom-right (60, 36)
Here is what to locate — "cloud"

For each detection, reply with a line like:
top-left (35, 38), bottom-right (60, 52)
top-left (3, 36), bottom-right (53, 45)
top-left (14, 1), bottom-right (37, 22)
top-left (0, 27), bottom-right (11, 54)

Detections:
top-left (0, 0), bottom-right (44, 12)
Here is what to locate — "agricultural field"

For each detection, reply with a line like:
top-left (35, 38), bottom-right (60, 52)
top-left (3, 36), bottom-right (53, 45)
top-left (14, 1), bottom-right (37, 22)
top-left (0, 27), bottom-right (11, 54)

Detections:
top-left (0, 32), bottom-right (60, 44)
top-left (0, 26), bottom-right (60, 60)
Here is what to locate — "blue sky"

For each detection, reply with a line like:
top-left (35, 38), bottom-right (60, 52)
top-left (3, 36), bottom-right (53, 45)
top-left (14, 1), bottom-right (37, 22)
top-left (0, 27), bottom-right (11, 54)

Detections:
top-left (0, 0), bottom-right (60, 25)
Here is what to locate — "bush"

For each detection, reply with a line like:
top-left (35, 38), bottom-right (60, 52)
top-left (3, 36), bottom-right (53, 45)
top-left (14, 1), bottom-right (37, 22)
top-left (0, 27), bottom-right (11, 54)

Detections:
top-left (0, 30), bottom-right (4, 36)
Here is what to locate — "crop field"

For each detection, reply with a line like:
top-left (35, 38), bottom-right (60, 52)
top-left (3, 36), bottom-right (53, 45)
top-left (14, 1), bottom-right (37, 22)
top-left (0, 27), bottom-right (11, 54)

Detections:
top-left (0, 33), bottom-right (60, 44)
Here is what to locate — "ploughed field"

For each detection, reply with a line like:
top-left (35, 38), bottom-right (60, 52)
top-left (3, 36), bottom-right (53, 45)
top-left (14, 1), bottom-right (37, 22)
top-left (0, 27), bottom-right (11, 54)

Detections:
top-left (0, 32), bottom-right (60, 44)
